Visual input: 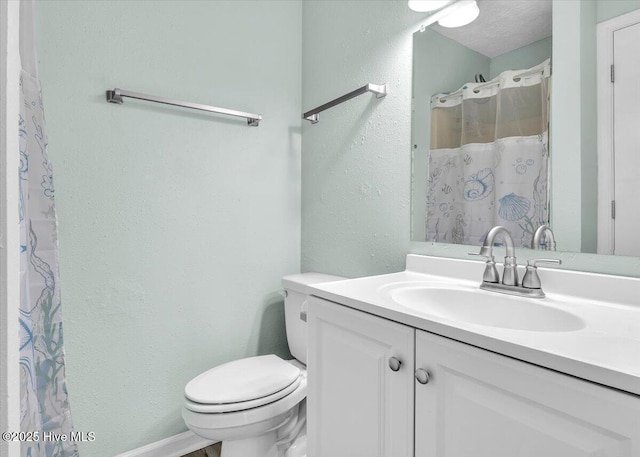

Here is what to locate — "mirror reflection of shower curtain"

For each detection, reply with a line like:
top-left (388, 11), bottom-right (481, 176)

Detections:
top-left (426, 59), bottom-right (551, 247)
top-left (19, 1), bottom-right (77, 456)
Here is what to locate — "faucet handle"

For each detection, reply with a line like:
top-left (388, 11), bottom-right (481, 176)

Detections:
top-left (468, 251), bottom-right (494, 258)
top-left (527, 258), bottom-right (562, 268)
top-left (522, 258), bottom-right (562, 289)
top-left (469, 252), bottom-right (500, 283)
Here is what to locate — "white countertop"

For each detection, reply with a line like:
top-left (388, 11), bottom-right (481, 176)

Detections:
top-left (309, 255), bottom-right (640, 396)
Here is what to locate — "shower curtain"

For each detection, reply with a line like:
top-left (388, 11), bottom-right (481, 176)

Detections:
top-left (19, 1), bottom-right (77, 456)
top-left (425, 59), bottom-right (551, 247)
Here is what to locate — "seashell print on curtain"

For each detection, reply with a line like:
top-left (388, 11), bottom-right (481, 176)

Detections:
top-left (19, 70), bottom-right (77, 457)
top-left (425, 59), bottom-right (551, 247)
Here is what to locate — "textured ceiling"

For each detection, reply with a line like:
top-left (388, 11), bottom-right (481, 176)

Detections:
top-left (431, 0), bottom-right (553, 58)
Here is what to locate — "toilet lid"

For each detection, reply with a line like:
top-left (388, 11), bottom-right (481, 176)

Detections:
top-left (184, 355), bottom-right (301, 405)
top-left (184, 374), bottom-right (302, 413)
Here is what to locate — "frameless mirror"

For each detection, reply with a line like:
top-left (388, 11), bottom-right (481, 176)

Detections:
top-left (410, 0), bottom-right (640, 257)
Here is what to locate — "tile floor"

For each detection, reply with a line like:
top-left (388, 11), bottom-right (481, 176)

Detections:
top-left (182, 442), bottom-right (221, 457)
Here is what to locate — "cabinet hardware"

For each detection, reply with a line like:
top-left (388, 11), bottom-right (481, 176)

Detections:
top-left (388, 357), bottom-right (402, 372)
top-left (415, 368), bottom-right (430, 385)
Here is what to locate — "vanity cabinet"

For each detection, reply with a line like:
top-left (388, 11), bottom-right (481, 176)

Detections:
top-left (308, 297), bottom-right (640, 457)
top-left (415, 330), bottom-right (640, 456)
top-left (307, 296), bottom-right (414, 457)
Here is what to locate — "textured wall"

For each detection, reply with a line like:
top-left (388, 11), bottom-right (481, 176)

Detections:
top-left (489, 36), bottom-right (552, 79)
top-left (36, 1), bottom-right (301, 455)
top-left (301, 0), bottom-right (422, 277)
top-left (301, 0), bottom-right (640, 278)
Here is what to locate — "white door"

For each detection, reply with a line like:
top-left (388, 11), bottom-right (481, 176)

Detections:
top-left (613, 20), bottom-right (640, 256)
top-left (415, 330), bottom-right (640, 456)
top-left (307, 297), bottom-right (414, 457)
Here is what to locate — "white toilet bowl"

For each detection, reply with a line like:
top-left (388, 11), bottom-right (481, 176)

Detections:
top-left (182, 357), bottom-right (307, 457)
top-left (182, 273), bottom-right (345, 457)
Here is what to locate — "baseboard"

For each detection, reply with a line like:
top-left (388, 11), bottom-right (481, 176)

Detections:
top-left (114, 431), bottom-right (217, 457)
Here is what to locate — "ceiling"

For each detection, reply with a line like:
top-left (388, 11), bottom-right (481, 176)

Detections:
top-left (431, 0), bottom-right (553, 58)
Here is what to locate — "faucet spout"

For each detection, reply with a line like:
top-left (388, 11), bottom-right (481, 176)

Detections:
top-left (481, 226), bottom-right (518, 286)
top-left (531, 225), bottom-right (556, 250)
top-left (482, 226), bottom-right (516, 258)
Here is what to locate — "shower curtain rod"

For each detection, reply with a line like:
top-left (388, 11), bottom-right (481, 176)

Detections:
top-left (438, 66), bottom-right (549, 103)
top-left (105, 88), bottom-right (262, 126)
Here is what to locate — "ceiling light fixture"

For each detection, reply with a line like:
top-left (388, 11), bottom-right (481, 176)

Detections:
top-left (437, 0), bottom-right (480, 27)
top-left (415, 0), bottom-right (480, 31)
top-left (408, 0), bottom-right (451, 12)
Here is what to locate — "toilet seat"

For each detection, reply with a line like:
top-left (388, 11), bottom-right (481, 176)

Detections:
top-left (184, 374), bottom-right (302, 413)
top-left (182, 369), bottom-right (307, 437)
top-left (184, 355), bottom-right (302, 413)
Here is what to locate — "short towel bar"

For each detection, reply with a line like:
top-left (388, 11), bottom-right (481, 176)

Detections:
top-left (302, 83), bottom-right (387, 124)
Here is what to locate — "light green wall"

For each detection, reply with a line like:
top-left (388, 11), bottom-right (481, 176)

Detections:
top-left (301, 0), bottom-right (640, 278)
top-left (550, 0), bottom-right (598, 254)
top-left (581, 1), bottom-right (598, 253)
top-left (301, 0), bottom-right (418, 277)
top-left (597, 0), bottom-right (640, 22)
top-left (36, 1), bottom-right (301, 455)
top-left (412, 30), bottom-right (490, 241)
top-left (489, 36), bottom-right (552, 79)
top-left (549, 0), bottom-right (581, 252)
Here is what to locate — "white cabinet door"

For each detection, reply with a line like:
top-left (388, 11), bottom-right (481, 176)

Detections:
top-left (307, 297), bottom-right (415, 457)
top-left (415, 330), bottom-right (640, 456)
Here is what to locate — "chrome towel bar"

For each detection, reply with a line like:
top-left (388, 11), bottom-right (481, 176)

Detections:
top-left (106, 88), bottom-right (262, 126)
top-left (303, 83), bottom-right (387, 124)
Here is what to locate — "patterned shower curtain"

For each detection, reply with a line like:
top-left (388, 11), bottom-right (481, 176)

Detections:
top-left (19, 1), bottom-right (77, 456)
top-left (425, 59), bottom-right (551, 247)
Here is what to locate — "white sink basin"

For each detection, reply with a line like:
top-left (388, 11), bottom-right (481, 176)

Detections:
top-left (390, 286), bottom-right (585, 332)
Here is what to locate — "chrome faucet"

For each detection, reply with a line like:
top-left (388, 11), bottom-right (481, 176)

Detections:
top-left (472, 226), bottom-right (519, 286)
top-left (531, 225), bottom-right (556, 251)
top-left (470, 226), bottom-right (561, 298)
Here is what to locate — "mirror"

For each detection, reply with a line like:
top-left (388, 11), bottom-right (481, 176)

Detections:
top-left (410, 0), bottom-right (640, 257)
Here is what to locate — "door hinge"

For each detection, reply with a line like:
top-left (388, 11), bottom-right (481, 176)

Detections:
top-left (611, 64), bottom-right (615, 83)
top-left (611, 200), bottom-right (616, 219)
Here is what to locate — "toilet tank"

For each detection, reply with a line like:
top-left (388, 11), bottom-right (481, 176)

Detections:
top-left (282, 273), bottom-right (345, 365)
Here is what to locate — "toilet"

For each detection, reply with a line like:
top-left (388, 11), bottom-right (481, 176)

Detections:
top-left (182, 273), bottom-right (344, 457)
